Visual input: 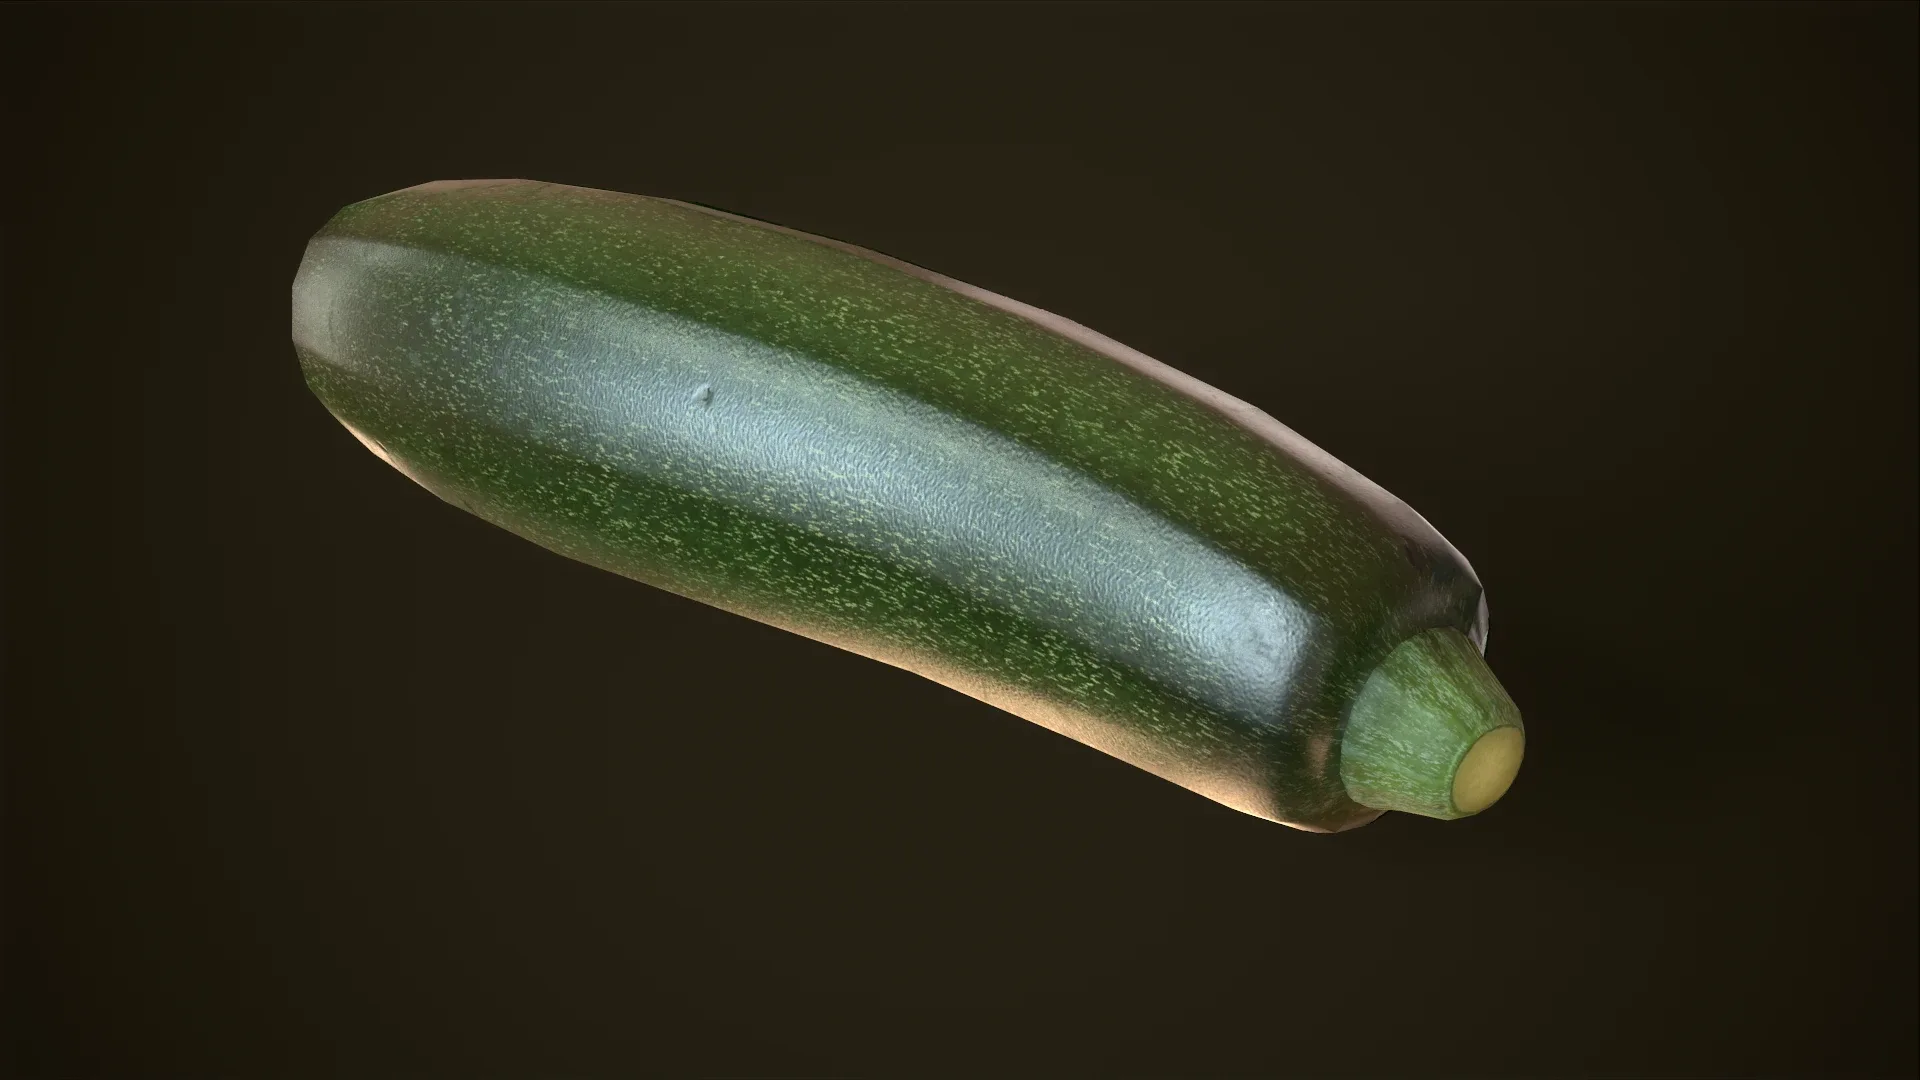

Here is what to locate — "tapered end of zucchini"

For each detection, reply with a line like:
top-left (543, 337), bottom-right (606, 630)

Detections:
top-left (1338, 627), bottom-right (1524, 820)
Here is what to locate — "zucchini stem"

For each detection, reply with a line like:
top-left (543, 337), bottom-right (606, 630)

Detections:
top-left (1338, 628), bottom-right (1525, 820)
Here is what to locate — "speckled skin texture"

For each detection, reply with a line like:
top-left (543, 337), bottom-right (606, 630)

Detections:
top-left (291, 179), bottom-right (1490, 832)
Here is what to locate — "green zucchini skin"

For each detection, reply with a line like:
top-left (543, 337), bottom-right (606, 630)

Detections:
top-left (291, 179), bottom-right (1492, 832)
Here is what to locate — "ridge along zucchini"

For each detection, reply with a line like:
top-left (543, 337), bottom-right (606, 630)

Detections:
top-left (291, 179), bottom-right (1525, 833)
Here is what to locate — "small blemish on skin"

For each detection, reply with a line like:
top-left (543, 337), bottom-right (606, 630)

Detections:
top-left (1303, 732), bottom-right (1331, 772)
top-left (692, 383), bottom-right (714, 407)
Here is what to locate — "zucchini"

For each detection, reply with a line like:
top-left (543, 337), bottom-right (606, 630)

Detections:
top-left (290, 179), bottom-right (1523, 832)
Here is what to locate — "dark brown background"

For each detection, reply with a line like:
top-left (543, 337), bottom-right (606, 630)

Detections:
top-left (4, 2), bottom-right (1915, 1076)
